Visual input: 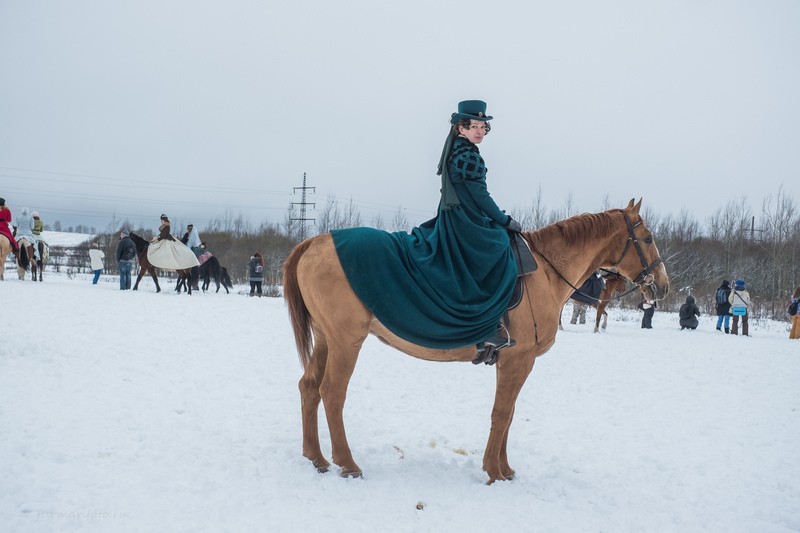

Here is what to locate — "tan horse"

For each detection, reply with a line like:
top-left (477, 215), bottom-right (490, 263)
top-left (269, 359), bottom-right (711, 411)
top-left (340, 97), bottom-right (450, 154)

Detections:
top-left (283, 199), bottom-right (669, 484)
top-left (0, 234), bottom-right (12, 280)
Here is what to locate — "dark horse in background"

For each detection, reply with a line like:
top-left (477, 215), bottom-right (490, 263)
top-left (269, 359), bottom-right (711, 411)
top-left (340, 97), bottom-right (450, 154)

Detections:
top-left (199, 256), bottom-right (233, 293)
top-left (129, 232), bottom-right (193, 294)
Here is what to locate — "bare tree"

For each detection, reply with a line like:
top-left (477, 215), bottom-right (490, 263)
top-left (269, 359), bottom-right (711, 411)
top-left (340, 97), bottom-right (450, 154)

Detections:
top-left (317, 194), bottom-right (340, 234)
top-left (391, 207), bottom-right (409, 232)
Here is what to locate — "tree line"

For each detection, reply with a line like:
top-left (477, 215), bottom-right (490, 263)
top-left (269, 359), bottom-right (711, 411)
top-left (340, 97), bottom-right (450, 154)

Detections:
top-left (42, 187), bottom-right (799, 321)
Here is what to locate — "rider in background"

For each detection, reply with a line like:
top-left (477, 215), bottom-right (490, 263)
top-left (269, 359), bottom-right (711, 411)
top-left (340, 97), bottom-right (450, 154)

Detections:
top-left (15, 207), bottom-right (40, 260)
top-left (31, 210), bottom-right (49, 250)
top-left (0, 197), bottom-right (19, 254)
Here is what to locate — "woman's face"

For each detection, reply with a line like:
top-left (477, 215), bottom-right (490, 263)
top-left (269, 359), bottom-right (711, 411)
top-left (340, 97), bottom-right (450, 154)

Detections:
top-left (458, 120), bottom-right (488, 144)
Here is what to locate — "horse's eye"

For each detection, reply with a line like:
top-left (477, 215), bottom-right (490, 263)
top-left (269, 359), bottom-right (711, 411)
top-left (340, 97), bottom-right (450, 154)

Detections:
top-left (644, 236), bottom-right (653, 244)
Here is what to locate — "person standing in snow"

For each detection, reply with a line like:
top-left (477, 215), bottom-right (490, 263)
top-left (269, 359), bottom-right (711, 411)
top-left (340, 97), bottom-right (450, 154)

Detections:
top-left (728, 278), bottom-right (751, 336)
top-left (640, 297), bottom-right (656, 329)
top-left (248, 252), bottom-right (265, 297)
top-left (714, 279), bottom-right (732, 333)
top-left (116, 230), bottom-right (136, 290)
top-left (89, 242), bottom-right (105, 285)
top-left (788, 287), bottom-right (800, 340)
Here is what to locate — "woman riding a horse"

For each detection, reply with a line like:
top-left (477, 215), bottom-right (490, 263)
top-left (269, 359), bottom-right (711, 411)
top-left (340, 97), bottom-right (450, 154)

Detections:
top-left (146, 214), bottom-right (199, 271)
top-left (332, 100), bottom-right (523, 365)
top-left (0, 198), bottom-right (19, 255)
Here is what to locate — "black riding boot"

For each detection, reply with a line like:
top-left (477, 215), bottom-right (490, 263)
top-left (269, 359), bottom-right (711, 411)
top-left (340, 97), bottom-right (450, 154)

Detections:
top-left (472, 331), bottom-right (517, 366)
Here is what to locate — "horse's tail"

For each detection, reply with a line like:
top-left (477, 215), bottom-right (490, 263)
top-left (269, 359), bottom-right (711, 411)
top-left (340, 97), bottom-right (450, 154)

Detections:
top-left (19, 244), bottom-right (29, 269)
top-left (221, 267), bottom-right (232, 289)
top-left (283, 239), bottom-right (315, 369)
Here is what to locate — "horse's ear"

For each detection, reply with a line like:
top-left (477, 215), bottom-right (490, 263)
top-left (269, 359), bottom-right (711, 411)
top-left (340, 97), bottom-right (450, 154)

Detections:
top-left (625, 198), bottom-right (642, 215)
top-left (625, 198), bottom-right (635, 210)
top-left (632, 198), bottom-right (642, 215)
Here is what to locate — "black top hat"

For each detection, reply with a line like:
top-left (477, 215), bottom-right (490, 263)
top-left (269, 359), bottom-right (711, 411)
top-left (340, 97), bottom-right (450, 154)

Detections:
top-left (450, 100), bottom-right (493, 124)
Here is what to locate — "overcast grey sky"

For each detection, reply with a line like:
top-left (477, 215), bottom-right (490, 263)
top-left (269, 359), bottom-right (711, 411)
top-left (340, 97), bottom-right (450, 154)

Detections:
top-left (1, 0), bottom-right (798, 234)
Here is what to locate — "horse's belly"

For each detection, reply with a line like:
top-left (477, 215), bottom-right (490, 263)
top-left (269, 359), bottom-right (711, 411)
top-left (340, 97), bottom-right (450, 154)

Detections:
top-left (369, 320), bottom-right (474, 362)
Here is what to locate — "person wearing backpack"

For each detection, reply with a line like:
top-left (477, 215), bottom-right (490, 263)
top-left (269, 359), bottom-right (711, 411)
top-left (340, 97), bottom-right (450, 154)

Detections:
top-left (789, 286), bottom-right (800, 340)
top-left (728, 279), bottom-right (751, 336)
top-left (714, 280), bottom-right (732, 333)
top-left (679, 295), bottom-right (701, 330)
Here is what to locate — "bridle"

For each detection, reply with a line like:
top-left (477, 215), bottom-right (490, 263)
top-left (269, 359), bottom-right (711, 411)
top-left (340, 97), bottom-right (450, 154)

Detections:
top-left (610, 213), bottom-right (664, 296)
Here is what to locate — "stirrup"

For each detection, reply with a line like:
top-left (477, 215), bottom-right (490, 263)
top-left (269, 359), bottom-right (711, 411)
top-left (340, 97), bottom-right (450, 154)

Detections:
top-left (472, 334), bottom-right (517, 366)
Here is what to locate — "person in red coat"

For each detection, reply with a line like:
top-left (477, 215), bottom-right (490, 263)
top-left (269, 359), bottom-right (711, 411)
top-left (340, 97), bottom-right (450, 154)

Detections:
top-left (0, 197), bottom-right (19, 254)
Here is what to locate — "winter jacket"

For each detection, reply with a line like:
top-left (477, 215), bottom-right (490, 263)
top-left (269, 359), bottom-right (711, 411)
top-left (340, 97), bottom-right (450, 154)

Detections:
top-left (89, 248), bottom-right (105, 271)
top-left (248, 257), bottom-right (264, 282)
top-left (15, 209), bottom-right (35, 242)
top-left (729, 289), bottom-right (751, 315)
top-left (679, 295), bottom-right (701, 329)
top-left (715, 285), bottom-right (732, 316)
top-left (116, 236), bottom-right (136, 262)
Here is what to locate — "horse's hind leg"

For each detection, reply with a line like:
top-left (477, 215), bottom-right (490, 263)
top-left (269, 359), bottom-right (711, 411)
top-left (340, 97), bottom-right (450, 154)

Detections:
top-left (299, 333), bottom-right (331, 472)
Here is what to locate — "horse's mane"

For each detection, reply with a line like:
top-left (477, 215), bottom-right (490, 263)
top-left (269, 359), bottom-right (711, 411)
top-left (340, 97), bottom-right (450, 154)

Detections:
top-left (526, 209), bottom-right (622, 252)
top-left (128, 232), bottom-right (148, 253)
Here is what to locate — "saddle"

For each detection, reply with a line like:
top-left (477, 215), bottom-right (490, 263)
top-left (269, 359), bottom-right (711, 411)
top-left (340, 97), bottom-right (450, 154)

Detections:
top-left (505, 233), bottom-right (537, 311)
top-left (472, 233), bottom-right (537, 366)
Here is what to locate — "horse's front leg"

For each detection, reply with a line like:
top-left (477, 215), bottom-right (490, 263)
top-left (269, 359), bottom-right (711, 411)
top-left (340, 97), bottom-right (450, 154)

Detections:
top-left (132, 267), bottom-right (145, 290)
top-left (148, 268), bottom-right (161, 292)
top-left (483, 352), bottom-right (535, 484)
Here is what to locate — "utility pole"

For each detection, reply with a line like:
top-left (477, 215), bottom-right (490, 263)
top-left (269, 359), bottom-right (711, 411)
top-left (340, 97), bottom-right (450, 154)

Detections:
top-left (291, 172), bottom-right (316, 241)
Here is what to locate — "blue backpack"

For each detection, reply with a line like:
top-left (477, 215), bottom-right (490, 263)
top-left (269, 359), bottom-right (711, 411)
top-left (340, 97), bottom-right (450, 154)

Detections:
top-left (716, 288), bottom-right (728, 305)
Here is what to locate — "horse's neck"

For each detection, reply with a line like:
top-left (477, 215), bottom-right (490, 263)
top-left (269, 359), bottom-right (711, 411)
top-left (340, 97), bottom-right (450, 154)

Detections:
top-left (531, 213), bottom-right (628, 300)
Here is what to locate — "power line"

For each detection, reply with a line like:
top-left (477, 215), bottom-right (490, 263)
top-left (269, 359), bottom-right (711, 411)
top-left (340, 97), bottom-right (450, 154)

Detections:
top-left (291, 172), bottom-right (316, 241)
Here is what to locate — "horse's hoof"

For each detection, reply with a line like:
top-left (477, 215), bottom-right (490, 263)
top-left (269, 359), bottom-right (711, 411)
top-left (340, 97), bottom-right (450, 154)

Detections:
top-left (310, 458), bottom-right (330, 473)
top-left (339, 468), bottom-right (363, 479)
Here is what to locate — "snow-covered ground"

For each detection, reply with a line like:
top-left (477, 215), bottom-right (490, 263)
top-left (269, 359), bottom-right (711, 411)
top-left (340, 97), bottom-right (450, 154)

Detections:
top-left (1, 272), bottom-right (798, 533)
